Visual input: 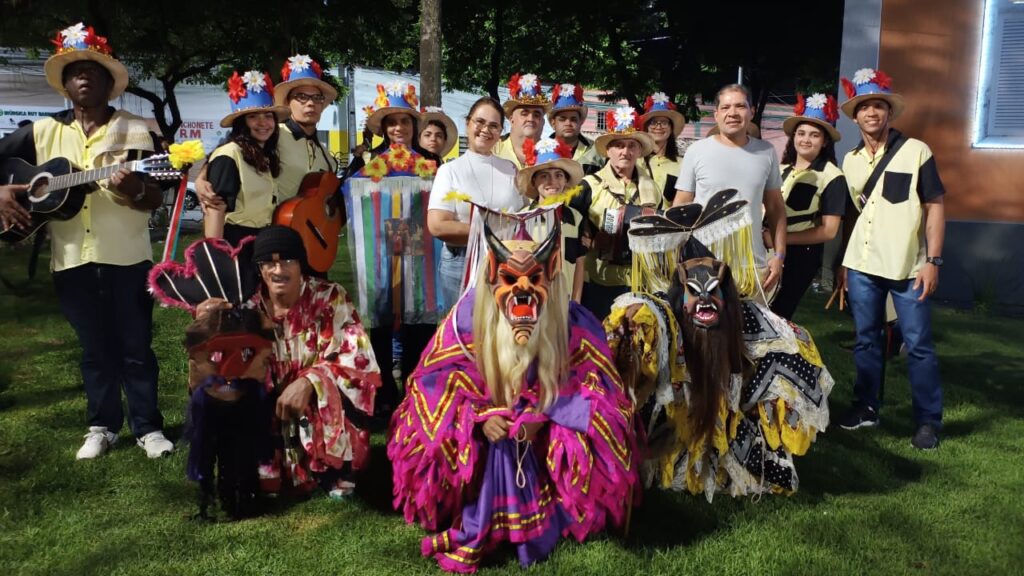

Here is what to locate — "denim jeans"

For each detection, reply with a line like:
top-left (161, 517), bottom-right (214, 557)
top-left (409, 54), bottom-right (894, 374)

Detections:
top-left (847, 269), bottom-right (942, 428)
top-left (52, 261), bottom-right (164, 437)
top-left (439, 244), bottom-right (467, 315)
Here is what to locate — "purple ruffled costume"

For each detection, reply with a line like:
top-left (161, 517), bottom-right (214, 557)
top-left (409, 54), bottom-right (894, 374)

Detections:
top-left (388, 293), bottom-right (639, 572)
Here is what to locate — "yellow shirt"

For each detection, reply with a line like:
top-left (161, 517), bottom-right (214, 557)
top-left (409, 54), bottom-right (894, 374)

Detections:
top-left (572, 136), bottom-right (604, 174)
top-left (492, 136), bottom-right (524, 169)
top-left (32, 111), bottom-right (154, 272)
top-left (578, 163), bottom-right (660, 287)
top-left (210, 143), bottom-right (280, 228)
top-left (276, 120), bottom-right (336, 201)
top-left (842, 130), bottom-right (945, 281)
top-left (646, 154), bottom-right (681, 209)
top-left (779, 158), bottom-right (847, 233)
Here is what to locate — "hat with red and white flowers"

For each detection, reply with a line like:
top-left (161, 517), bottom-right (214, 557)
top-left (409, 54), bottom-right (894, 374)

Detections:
top-left (220, 70), bottom-right (290, 128)
top-left (364, 82), bottom-right (421, 136)
top-left (274, 53), bottom-right (338, 106)
top-left (595, 106), bottom-right (655, 157)
top-left (504, 72), bottom-right (551, 118)
top-left (44, 22), bottom-right (129, 100)
top-left (515, 137), bottom-right (584, 199)
top-left (640, 92), bottom-right (685, 137)
top-left (783, 93), bottom-right (842, 142)
top-left (547, 82), bottom-right (587, 123)
top-left (840, 68), bottom-right (905, 119)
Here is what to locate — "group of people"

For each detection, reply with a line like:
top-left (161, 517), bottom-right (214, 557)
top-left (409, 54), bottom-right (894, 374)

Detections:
top-left (0, 21), bottom-right (948, 573)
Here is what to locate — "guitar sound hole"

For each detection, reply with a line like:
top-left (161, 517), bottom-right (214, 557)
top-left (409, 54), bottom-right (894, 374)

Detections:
top-left (27, 174), bottom-right (52, 202)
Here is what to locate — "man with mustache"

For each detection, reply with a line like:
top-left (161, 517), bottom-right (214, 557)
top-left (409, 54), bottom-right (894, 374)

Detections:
top-left (0, 23), bottom-right (171, 460)
top-left (493, 72), bottom-right (551, 169)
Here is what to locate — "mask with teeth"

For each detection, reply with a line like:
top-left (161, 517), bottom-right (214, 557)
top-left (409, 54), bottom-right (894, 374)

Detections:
top-left (679, 257), bottom-right (727, 329)
top-left (483, 220), bottom-right (561, 345)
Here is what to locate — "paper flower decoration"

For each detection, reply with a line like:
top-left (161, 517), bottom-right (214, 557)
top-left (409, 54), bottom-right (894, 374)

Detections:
top-left (413, 157), bottom-right (437, 179)
top-left (807, 93), bottom-right (827, 110)
top-left (522, 138), bottom-right (538, 167)
top-left (242, 70), bottom-right (267, 93)
top-left (227, 71), bottom-right (247, 103)
top-left (168, 140), bottom-right (205, 170)
top-left (608, 106), bottom-right (640, 132)
top-left (385, 143), bottom-right (413, 171)
top-left (442, 191), bottom-right (471, 203)
top-left (841, 77), bottom-right (857, 99)
top-left (361, 157), bottom-right (389, 182)
top-left (852, 68), bottom-right (875, 85)
top-left (52, 22), bottom-right (112, 55)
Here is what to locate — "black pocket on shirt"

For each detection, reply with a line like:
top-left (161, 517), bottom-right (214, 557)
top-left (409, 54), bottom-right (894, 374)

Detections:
top-left (786, 182), bottom-right (818, 212)
top-left (882, 172), bottom-right (912, 204)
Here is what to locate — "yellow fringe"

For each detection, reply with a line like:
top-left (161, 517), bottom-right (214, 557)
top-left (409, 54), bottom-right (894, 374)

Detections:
top-left (442, 190), bottom-right (472, 203)
top-left (708, 225), bottom-right (759, 298)
top-left (631, 249), bottom-right (679, 293)
top-left (539, 184), bottom-right (583, 207)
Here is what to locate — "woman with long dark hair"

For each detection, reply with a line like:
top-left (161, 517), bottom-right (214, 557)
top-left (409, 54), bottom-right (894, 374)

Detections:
top-left (770, 92), bottom-right (849, 320)
top-left (640, 92), bottom-right (685, 208)
top-left (204, 69), bottom-right (289, 245)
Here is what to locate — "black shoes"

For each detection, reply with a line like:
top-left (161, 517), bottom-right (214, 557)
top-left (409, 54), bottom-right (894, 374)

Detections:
top-left (911, 424), bottom-right (940, 450)
top-left (838, 404), bottom-right (880, 430)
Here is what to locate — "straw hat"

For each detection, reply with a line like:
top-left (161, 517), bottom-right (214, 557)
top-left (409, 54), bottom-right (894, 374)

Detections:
top-left (273, 54), bottom-right (338, 106)
top-left (640, 92), bottom-right (685, 137)
top-left (419, 106), bottom-right (458, 157)
top-left (43, 22), bottom-right (129, 100)
top-left (365, 82), bottom-right (420, 136)
top-left (515, 138), bottom-right (584, 199)
top-left (840, 68), bottom-right (905, 120)
top-left (220, 70), bottom-right (290, 128)
top-left (782, 92), bottom-right (842, 142)
top-left (503, 72), bottom-right (552, 118)
top-left (547, 82), bottom-right (588, 123)
top-left (595, 107), bottom-right (656, 157)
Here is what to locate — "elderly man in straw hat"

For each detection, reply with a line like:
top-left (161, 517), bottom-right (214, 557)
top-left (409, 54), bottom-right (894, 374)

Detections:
top-left (833, 68), bottom-right (947, 451)
top-left (493, 72), bottom-right (551, 168)
top-left (0, 22), bottom-right (173, 460)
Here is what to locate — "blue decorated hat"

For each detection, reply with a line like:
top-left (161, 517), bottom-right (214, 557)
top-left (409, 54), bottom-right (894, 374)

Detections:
top-left (274, 54), bottom-right (338, 106)
top-left (44, 22), bottom-right (129, 100)
top-left (547, 82), bottom-right (588, 123)
top-left (365, 82), bottom-right (421, 136)
top-left (503, 72), bottom-right (552, 118)
top-left (783, 93), bottom-right (842, 142)
top-left (640, 92), bottom-right (685, 137)
top-left (840, 68), bottom-right (905, 120)
top-left (515, 137), bottom-right (584, 199)
top-left (220, 70), bottom-right (290, 128)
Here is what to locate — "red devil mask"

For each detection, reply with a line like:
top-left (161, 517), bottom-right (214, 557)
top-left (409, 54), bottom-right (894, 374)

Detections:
top-left (483, 220), bottom-right (561, 345)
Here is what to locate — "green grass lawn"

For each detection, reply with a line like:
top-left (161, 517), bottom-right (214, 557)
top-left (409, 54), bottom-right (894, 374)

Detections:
top-left (1, 235), bottom-right (1022, 576)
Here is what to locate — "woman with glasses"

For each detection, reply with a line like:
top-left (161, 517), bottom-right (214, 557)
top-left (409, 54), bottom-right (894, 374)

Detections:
top-left (427, 96), bottom-right (524, 312)
top-left (640, 92), bottom-right (686, 208)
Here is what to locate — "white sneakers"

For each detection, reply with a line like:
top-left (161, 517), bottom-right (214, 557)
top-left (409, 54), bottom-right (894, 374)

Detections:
top-left (137, 430), bottom-right (174, 458)
top-left (75, 427), bottom-right (174, 459)
top-left (76, 426), bottom-right (118, 460)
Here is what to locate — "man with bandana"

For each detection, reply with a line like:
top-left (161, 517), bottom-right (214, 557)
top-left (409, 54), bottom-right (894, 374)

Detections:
top-left (388, 210), bottom-right (638, 572)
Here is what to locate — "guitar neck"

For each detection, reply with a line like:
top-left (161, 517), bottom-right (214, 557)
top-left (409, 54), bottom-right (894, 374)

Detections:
top-left (48, 160), bottom-right (139, 191)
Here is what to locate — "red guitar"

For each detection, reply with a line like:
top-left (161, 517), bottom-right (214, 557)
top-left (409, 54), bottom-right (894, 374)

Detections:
top-left (273, 172), bottom-right (344, 274)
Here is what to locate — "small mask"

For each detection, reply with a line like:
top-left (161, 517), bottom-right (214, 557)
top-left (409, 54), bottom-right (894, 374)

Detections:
top-left (484, 220), bottom-right (561, 345)
top-left (679, 257), bottom-right (727, 329)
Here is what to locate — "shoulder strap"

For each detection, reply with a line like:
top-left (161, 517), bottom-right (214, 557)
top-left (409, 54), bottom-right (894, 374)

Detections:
top-left (860, 133), bottom-right (908, 204)
top-left (781, 165), bottom-right (794, 181)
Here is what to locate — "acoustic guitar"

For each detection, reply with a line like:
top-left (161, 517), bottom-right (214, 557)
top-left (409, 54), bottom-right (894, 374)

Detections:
top-left (273, 171), bottom-right (345, 274)
top-left (1, 154), bottom-right (179, 243)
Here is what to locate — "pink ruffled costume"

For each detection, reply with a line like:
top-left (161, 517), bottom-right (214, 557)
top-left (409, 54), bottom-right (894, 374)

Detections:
top-left (388, 293), bottom-right (639, 572)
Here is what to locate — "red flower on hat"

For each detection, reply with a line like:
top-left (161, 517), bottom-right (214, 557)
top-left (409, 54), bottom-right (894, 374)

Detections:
top-left (311, 60), bottom-right (322, 78)
top-left (873, 69), bottom-right (892, 90)
top-left (841, 77), bottom-right (857, 99)
top-left (605, 110), bottom-right (616, 130)
top-left (263, 72), bottom-right (275, 93)
top-left (508, 73), bottom-right (522, 98)
top-left (522, 138), bottom-right (538, 167)
top-left (227, 71), bottom-right (247, 104)
top-left (551, 83), bottom-right (562, 102)
top-left (83, 27), bottom-right (111, 54)
top-left (280, 61), bottom-right (292, 81)
top-left (825, 95), bottom-right (839, 122)
top-left (794, 93), bottom-right (806, 116)
top-left (554, 138), bottom-right (573, 159)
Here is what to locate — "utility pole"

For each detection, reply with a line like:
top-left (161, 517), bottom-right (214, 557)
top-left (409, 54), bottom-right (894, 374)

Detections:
top-left (419, 0), bottom-right (442, 107)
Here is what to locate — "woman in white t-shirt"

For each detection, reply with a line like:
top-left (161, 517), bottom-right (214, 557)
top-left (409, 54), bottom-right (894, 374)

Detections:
top-left (427, 97), bottom-right (523, 312)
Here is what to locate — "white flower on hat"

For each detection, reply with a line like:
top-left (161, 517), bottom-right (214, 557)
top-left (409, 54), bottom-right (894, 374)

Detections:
top-left (652, 92), bottom-right (670, 104)
top-left (384, 81), bottom-right (406, 96)
top-left (613, 106), bottom-right (635, 129)
top-left (61, 23), bottom-right (87, 46)
top-left (806, 93), bottom-right (828, 110)
top-left (559, 83), bottom-right (577, 97)
top-left (534, 138), bottom-right (558, 154)
top-left (423, 106), bottom-right (444, 113)
top-left (242, 71), bottom-right (266, 93)
top-left (853, 68), bottom-right (876, 85)
top-left (520, 73), bottom-right (538, 90)
top-left (287, 54), bottom-right (312, 72)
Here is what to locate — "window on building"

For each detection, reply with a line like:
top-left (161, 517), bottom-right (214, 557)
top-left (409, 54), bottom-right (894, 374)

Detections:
top-left (974, 0), bottom-right (1024, 148)
top-left (595, 109), bottom-right (608, 131)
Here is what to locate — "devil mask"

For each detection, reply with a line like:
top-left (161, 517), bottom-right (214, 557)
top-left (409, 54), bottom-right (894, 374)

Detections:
top-left (679, 257), bottom-right (727, 329)
top-left (483, 220), bottom-right (561, 345)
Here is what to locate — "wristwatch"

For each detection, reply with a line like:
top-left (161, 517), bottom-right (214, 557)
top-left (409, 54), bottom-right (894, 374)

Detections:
top-left (926, 256), bottom-right (944, 267)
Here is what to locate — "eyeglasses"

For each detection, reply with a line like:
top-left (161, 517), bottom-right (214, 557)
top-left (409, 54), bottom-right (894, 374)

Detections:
top-left (258, 259), bottom-right (299, 271)
top-left (647, 118), bottom-right (671, 127)
top-left (470, 117), bottom-right (502, 133)
top-left (292, 93), bottom-right (326, 105)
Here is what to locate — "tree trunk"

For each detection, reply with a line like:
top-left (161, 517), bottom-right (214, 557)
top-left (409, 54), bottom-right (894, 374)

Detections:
top-left (485, 1), bottom-right (503, 101)
top-left (419, 0), bottom-right (442, 107)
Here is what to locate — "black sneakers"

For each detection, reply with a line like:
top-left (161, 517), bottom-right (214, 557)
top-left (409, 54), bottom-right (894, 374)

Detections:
top-left (838, 404), bottom-right (880, 430)
top-left (911, 424), bottom-right (940, 450)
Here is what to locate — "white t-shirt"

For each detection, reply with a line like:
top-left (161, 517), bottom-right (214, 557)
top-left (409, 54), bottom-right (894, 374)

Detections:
top-left (428, 150), bottom-right (523, 223)
top-left (676, 136), bottom-right (783, 266)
